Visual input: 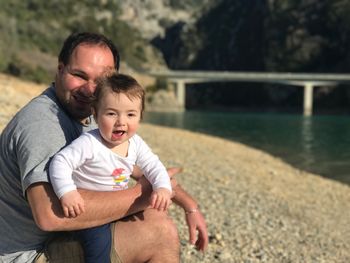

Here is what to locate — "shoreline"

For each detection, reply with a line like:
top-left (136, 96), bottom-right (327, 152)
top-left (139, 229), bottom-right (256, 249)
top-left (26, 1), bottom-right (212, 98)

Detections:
top-left (143, 111), bottom-right (350, 187)
top-left (1, 73), bottom-right (350, 262)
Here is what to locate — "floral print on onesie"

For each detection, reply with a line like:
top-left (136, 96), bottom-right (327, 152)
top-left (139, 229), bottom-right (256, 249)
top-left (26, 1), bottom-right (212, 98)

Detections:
top-left (111, 168), bottom-right (129, 190)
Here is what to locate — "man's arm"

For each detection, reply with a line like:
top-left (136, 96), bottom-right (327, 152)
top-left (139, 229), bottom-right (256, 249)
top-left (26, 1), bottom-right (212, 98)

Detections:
top-left (132, 166), bottom-right (208, 251)
top-left (27, 176), bottom-right (153, 232)
top-left (172, 184), bottom-right (209, 252)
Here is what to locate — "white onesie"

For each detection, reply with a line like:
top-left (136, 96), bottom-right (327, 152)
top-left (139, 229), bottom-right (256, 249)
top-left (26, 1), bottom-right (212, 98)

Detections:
top-left (49, 129), bottom-right (171, 198)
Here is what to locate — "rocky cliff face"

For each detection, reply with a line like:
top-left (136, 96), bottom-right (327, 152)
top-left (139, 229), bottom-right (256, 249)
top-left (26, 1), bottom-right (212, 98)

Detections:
top-left (141, 0), bottom-right (350, 112)
top-left (152, 0), bottom-right (267, 71)
top-left (2, 0), bottom-right (350, 112)
top-left (118, 0), bottom-right (216, 39)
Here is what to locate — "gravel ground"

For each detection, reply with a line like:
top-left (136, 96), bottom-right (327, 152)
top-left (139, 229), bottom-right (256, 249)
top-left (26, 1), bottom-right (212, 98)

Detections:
top-left (138, 124), bottom-right (350, 263)
top-left (1, 73), bottom-right (350, 263)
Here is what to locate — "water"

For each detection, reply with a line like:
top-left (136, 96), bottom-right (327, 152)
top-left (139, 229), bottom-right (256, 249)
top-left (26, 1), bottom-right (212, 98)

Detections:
top-left (143, 111), bottom-right (350, 185)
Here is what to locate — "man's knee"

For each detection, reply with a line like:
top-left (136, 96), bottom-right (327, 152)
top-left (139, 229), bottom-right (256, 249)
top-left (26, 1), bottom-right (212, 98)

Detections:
top-left (114, 210), bottom-right (180, 262)
top-left (165, 217), bottom-right (179, 242)
top-left (145, 210), bottom-right (180, 262)
top-left (147, 210), bottom-right (180, 247)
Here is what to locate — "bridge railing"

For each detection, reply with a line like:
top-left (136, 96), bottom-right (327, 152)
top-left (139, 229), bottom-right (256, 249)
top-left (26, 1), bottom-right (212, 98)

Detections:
top-left (148, 70), bottom-right (350, 82)
top-left (146, 70), bottom-right (350, 115)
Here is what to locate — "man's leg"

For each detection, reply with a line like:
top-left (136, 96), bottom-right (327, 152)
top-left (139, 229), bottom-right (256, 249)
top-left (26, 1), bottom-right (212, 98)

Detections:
top-left (114, 208), bottom-right (180, 263)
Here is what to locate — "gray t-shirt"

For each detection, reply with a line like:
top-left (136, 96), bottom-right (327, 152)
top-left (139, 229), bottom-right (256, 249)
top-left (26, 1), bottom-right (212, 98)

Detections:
top-left (0, 85), bottom-right (95, 260)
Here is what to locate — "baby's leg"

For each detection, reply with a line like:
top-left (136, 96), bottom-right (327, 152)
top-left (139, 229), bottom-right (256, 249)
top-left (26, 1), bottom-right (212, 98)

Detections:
top-left (74, 223), bottom-right (111, 263)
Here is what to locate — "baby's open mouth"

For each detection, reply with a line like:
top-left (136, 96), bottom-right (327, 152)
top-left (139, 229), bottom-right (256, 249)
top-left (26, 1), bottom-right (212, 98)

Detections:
top-left (113, 130), bottom-right (125, 136)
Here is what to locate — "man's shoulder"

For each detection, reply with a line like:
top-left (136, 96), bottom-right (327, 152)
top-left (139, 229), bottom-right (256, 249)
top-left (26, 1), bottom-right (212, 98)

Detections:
top-left (20, 86), bottom-right (58, 116)
top-left (1, 86), bottom-right (74, 145)
top-left (16, 87), bottom-right (72, 130)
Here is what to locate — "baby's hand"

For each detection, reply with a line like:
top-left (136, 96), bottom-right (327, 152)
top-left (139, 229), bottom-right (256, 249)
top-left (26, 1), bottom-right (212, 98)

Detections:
top-left (60, 190), bottom-right (85, 218)
top-left (150, 188), bottom-right (172, 211)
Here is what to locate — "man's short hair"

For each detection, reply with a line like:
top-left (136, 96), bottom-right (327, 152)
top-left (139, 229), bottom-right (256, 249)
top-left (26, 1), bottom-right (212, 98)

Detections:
top-left (58, 32), bottom-right (120, 71)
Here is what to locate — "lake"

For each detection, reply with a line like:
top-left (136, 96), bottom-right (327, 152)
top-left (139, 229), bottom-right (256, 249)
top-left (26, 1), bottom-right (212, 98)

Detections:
top-left (143, 111), bottom-right (350, 185)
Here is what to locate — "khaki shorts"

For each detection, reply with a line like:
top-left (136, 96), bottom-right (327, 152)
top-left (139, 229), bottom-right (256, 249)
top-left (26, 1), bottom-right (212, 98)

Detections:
top-left (34, 222), bottom-right (122, 263)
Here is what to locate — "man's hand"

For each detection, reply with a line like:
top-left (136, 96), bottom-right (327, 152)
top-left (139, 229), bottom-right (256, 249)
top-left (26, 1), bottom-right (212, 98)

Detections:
top-left (185, 208), bottom-right (208, 251)
top-left (60, 190), bottom-right (85, 218)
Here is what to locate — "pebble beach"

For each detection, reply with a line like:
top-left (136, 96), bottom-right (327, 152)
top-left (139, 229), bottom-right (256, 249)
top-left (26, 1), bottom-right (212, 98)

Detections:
top-left (1, 73), bottom-right (349, 263)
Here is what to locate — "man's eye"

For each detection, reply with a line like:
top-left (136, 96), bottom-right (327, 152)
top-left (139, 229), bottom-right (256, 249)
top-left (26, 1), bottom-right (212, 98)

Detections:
top-left (77, 75), bottom-right (88, 80)
top-left (70, 72), bottom-right (87, 81)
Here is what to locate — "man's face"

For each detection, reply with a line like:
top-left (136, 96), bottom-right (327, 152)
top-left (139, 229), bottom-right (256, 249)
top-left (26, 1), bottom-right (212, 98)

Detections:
top-left (55, 44), bottom-right (115, 121)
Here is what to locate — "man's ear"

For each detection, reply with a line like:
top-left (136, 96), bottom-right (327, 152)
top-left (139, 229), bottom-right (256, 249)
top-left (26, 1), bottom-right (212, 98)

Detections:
top-left (58, 63), bottom-right (64, 73)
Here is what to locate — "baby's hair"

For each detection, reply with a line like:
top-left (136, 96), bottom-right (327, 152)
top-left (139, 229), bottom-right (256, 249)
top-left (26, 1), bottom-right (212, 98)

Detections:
top-left (93, 73), bottom-right (145, 118)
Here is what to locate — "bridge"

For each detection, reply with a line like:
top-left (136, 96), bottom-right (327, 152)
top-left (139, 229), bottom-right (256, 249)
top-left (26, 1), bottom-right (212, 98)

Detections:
top-left (147, 70), bottom-right (350, 115)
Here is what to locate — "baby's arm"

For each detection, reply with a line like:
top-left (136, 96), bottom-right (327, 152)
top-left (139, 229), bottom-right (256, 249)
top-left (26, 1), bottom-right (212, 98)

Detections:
top-left (150, 187), bottom-right (172, 211)
top-left (49, 133), bottom-right (93, 217)
top-left (60, 190), bottom-right (85, 217)
top-left (133, 135), bottom-right (173, 209)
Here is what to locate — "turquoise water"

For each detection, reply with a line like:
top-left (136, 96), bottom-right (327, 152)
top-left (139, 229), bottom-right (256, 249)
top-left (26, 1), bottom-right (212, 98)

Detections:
top-left (143, 111), bottom-right (350, 185)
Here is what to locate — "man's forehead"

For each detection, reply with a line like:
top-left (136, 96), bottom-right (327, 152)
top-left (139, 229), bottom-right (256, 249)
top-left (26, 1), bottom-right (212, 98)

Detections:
top-left (71, 44), bottom-right (114, 64)
top-left (68, 46), bottom-right (115, 75)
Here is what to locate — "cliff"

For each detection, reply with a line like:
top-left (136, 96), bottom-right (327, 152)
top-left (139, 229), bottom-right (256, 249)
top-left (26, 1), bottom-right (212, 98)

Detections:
top-left (1, 0), bottom-right (350, 112)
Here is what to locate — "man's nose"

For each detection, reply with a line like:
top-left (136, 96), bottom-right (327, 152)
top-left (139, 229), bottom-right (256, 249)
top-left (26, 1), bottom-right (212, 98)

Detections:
top-left (82, 80), bottom-right (96, 96)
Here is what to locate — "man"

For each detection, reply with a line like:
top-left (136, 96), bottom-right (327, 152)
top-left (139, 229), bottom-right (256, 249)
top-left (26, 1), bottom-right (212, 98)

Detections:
top-left (0, 32), bottom-right (208, 262)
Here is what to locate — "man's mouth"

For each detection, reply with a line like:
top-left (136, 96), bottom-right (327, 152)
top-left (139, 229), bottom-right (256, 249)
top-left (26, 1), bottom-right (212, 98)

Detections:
top-left (73, 94), bottom-right (94, 104)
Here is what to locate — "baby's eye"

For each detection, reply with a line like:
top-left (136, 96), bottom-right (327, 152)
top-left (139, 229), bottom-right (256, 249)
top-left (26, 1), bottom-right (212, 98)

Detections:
top-left (107, 112), bottom-right (117, 116)
top-left (128, 113), bottom-right (137, 117)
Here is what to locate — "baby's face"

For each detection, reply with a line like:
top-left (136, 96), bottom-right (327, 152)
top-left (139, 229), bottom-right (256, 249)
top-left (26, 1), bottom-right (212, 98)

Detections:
top-left (95, 91), bottom-right (141, 149)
